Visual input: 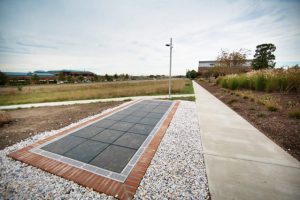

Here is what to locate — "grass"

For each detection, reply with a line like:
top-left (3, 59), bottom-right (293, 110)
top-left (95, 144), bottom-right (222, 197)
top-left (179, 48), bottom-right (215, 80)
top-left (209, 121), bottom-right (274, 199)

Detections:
top-left (160, 96), bottom-right (195, 102)
top-left (0, 111), bottom-right (12, 125)
top-left (217, 68), bottom-right (300, 93)
top-left (227, 99), bottom-right (238, 104)
top-left (228, 90), bottom-right (280, 112)
top-left (256, 112), bottom-right (266, 118)
top-left (257, 95), bottom-right (280, 112)
top-left (0, 79), bottom-right (193, 106)
top-left (288, 110), bottom-right (300, 119)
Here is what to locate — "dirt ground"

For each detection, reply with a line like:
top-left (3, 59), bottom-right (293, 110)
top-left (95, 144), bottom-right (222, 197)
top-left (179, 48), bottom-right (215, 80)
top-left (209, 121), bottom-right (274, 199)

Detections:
top-left (196, 80), bottom-right (300, 161)
top-left (0, 101), bottom-right (124, 149)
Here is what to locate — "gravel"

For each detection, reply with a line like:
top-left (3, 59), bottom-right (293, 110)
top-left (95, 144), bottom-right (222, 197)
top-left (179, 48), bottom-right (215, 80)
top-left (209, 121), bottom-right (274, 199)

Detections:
top-left (134, 101), bottom-right (209, 199)
top-left (0, 100), bottom-right (209, 199)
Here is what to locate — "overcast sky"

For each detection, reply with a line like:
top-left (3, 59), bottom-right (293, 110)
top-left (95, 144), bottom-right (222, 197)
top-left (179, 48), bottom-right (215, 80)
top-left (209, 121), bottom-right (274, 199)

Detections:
top-left (0, 0), bottom-right (299, 75)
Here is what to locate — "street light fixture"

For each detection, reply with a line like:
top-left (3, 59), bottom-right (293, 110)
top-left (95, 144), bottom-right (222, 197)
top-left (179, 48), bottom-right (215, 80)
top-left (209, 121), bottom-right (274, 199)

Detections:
top-left (165, 38), bottom-right (173, 99)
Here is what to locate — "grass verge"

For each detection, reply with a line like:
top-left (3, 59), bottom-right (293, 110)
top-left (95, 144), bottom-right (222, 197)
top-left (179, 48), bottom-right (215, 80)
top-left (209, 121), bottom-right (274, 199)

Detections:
top-left (0, 79), bottom-right (193, 105)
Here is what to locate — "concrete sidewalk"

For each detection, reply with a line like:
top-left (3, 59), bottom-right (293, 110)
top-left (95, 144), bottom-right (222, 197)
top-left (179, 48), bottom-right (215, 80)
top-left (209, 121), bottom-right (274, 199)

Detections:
top-left (0, 94), bottom-right (194, 110)
top-left (193, 81), bottom-right (300, 200)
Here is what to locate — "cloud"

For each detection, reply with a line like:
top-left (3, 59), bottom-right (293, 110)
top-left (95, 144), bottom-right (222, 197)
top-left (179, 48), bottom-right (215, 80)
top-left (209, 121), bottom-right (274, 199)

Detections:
top-left (0, 0), bottom-right (299, 74)
top-left (16, 41), bottom-right (57, 49)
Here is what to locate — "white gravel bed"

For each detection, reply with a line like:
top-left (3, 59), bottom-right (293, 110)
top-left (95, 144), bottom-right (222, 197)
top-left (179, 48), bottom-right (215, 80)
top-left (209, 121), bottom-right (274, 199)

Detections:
top-left (0, 100), bottom-right (209, 199)
top-left (134, 101), bottom-right (209, 199)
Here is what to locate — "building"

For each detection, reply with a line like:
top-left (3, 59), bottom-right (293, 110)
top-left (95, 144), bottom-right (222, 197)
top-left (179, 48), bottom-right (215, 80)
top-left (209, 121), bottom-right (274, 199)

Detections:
top-left (198, 60), bottom-right (253, 75)
top-left (3, 69), bottom-right (96, 85)
top-left (33, 71), bottom-right (56, 83)
top-left (48, 70), bottom-right (95, 80)
top-left (4, 71), bottom-right (56, 84)
top-left (4, 72), bottom-right (31, 84)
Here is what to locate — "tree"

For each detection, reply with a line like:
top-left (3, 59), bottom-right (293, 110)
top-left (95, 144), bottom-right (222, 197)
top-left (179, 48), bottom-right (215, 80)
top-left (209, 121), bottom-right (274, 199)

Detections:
top-left (92, 74), bottom-right (99, 82)
top-left (124, 74), bottom-right (129, 80)
top-left (0, 71), bottom-right (7, 85)
top-left (31, 74), bottom-right (40, 84)
top-left (105, 74), bottom-right (112, 81)
top-left (252, 43), bottom-right (276, 70)
top-left (58, 72), bottom-right (65, 82)
top-left (113, 73), bottom-right (119, 80)
top-left (77, 75), bottom-right (84, 82)
top-left (67, 75), bottom-right (74, 83)
top-left (216, 49), bottom-right (249, 68)
top-left (186, 70), bottom-right (198, 79)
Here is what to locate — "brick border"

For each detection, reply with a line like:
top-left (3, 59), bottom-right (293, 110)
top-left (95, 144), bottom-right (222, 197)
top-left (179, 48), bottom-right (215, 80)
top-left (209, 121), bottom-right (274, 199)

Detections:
top-left (8, 101), bottom-right (180, 200)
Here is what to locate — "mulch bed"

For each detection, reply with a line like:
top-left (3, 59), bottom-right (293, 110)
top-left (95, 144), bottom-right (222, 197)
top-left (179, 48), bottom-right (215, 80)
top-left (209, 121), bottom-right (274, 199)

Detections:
top-left (196, 80), bottom-right (300, 161)
top-left (0, 101), bottom-right (124, 150)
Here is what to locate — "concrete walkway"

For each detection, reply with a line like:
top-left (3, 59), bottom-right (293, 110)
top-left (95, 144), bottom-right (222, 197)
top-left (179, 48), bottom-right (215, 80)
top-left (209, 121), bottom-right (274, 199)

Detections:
top-left (0, 94), bottom-right (194, 110)
top-left (193, 81), bottom-right (300, 200)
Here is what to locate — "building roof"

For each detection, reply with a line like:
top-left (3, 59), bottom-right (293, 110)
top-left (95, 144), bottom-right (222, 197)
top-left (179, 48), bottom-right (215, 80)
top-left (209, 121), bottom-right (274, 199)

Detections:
top-left (33, 72), bottom-right (55, 77)
top-left (4, 71), bottom-right (55, 77)
top-left (198, 60), bottom-right (217, 63)
top-left (4, 72), bottom-right (30, 77)
top-left (199, 59), bottom-right (253, 63)
top-left (48, 69), bottom-right (94, 74)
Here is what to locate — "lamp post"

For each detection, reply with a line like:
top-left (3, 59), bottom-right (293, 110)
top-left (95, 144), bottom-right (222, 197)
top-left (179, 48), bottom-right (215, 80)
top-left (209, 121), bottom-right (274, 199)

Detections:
top-left (165, 38), bottom-right (173, 99)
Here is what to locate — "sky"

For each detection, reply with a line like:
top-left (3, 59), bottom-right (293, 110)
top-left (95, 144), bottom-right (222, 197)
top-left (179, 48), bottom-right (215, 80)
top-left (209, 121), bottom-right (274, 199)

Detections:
top-left (0, 0), bottom-right (299, 75)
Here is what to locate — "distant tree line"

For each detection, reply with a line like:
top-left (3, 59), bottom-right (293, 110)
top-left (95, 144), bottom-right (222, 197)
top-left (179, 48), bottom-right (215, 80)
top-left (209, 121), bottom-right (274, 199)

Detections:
top-left (0, 72), bottom-right (180, 86)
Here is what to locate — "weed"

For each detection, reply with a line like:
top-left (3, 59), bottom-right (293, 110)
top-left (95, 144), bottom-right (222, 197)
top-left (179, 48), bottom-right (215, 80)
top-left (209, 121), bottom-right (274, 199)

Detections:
top-left (227, 99), bottom-right (238, 104)
top-left (249, 107), bottom-right (256, 111)
top-left (17, 85), bottom-right (23, 92)
top-left (256, 112), bottom-right (266, 118)
top-left (258, 95), bottom-right (280, 111)
top-left (288, 110), bottom-right (300, 119)
top-left (267, 105), bottom-right (278, 112)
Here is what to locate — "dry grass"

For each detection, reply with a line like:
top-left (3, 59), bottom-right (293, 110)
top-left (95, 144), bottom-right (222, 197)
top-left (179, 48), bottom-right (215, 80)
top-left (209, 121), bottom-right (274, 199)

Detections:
top-left (217, 68), bottom-right (300, 92)
top-left (0, 79), bottom-right (193, 105)
top-left (228, 90), bottom-right (280, 111)
top-left (0, 111), bottom-right (12, 125)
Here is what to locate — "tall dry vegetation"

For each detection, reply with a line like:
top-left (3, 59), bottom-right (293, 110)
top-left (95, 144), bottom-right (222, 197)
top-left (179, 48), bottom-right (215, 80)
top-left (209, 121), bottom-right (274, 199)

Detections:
top-left (216, 68), bottom-right (300, 93)
top-left (0, 79), bottom-right (191, 105)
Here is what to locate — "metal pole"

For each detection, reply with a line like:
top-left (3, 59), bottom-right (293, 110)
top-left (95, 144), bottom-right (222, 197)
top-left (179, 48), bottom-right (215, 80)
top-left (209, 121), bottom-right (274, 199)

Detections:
top-left (169, 38), bottom-right (172, 99)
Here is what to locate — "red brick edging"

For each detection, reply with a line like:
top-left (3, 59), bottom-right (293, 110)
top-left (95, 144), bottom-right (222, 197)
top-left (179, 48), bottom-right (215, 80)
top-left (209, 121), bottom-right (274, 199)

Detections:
top-left (8, 101), bottom-right (180, 200)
